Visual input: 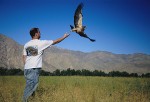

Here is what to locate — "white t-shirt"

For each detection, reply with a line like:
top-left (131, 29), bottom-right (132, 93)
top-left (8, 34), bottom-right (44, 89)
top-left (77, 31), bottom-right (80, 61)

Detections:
top-left (23, 39), bottom-right (53, 69)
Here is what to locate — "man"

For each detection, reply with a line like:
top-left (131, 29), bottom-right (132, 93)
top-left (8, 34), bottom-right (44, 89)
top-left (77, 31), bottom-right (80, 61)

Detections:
top-left (22, 27), bottom-right (69, 102)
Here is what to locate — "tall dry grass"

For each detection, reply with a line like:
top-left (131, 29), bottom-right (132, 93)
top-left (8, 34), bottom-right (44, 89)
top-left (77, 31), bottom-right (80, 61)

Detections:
top-left (0, 76), bottom-right (149, 102)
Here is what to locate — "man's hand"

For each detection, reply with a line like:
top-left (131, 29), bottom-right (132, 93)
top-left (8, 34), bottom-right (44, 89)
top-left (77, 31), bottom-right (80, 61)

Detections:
top-left (63, 33), bottom-right (70, 38)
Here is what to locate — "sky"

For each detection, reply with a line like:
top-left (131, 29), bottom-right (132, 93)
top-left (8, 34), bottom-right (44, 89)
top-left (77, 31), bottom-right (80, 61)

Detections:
top-left (0, 0), bottom-right (150, 54)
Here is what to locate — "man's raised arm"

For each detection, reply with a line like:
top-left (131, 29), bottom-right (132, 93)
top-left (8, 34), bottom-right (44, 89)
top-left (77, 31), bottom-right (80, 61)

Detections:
top-left (52, 34), bottom-right (70, 45)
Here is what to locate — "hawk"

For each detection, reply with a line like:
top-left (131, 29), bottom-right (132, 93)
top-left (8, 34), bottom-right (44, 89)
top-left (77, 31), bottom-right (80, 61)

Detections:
top-left (70, 3), bottom-right (95, 42)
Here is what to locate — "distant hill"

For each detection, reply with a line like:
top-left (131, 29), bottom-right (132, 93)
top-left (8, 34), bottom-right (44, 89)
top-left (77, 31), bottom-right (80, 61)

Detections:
top-left (0, 34), bottom-right (23, 69)
top-left (0, 34), bottom-right (150, 74)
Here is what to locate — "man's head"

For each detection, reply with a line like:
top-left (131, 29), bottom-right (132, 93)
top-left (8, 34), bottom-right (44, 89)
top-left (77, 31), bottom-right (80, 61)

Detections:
top-left (30, 28), bottom-right (41, 39)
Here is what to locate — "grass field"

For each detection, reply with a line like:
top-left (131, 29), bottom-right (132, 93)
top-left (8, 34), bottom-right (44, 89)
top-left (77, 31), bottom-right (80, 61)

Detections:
top-left (0, 76), bottom-right (150, 102)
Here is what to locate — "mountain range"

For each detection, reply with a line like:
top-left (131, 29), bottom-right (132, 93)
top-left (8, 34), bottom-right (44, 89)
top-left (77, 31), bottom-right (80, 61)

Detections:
top-left (0, 34), bottom-right (150, 74)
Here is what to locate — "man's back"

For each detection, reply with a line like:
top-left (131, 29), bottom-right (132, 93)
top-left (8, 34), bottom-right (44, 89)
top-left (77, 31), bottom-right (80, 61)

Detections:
top-left (23, 39), bottom-right (53, 69)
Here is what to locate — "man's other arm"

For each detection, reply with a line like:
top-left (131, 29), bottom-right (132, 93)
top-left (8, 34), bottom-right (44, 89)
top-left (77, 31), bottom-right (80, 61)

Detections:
top-left (22, 55), bottom-right (27, 65)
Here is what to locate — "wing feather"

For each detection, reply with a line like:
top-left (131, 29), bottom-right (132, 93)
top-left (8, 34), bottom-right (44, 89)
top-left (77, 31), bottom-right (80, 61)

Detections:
top-left (74, 3), bottom-right (84, 28)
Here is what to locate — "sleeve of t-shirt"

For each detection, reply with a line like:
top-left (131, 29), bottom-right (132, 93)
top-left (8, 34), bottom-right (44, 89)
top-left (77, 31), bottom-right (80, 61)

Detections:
top-left (39, 40), bottom-right (53, 51)
top-left (23, 46), bottom-right (27, 55)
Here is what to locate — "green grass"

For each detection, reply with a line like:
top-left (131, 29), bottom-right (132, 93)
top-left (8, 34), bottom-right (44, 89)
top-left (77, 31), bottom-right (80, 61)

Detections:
top-left (0, 76), bottom-right (150, 102)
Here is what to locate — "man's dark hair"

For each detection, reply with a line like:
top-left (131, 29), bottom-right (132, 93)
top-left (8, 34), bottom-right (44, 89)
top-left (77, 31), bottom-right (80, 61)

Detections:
top-left (30, 28), bottom-right (39, 38)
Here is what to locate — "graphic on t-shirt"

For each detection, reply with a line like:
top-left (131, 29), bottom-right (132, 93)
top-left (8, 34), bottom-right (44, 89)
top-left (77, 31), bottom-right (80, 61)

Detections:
top-left (26, 46), bottom-right (38, 56)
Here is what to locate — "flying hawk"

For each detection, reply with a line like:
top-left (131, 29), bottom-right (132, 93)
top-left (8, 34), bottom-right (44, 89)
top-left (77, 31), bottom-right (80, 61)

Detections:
top-left (70, 3), bottom-right (95, 42)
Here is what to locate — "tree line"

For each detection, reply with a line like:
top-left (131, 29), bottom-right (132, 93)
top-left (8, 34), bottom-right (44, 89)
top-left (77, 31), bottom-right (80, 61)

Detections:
top-left (0, 67), bottom-right (150, 77)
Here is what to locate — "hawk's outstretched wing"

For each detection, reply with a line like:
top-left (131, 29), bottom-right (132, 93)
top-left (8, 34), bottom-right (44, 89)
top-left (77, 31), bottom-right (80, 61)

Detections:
top-left (74, 3), bottom-right (83, 28)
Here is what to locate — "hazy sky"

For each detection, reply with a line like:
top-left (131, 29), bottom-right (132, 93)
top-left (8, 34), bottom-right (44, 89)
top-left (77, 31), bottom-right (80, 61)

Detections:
top-left (0, 0), bottom-right (150, 54)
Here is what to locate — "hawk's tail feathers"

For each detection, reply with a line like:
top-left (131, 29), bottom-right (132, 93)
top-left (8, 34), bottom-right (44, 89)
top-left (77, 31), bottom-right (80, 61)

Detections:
top-left (89, 38), bottom-right (96, 42)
